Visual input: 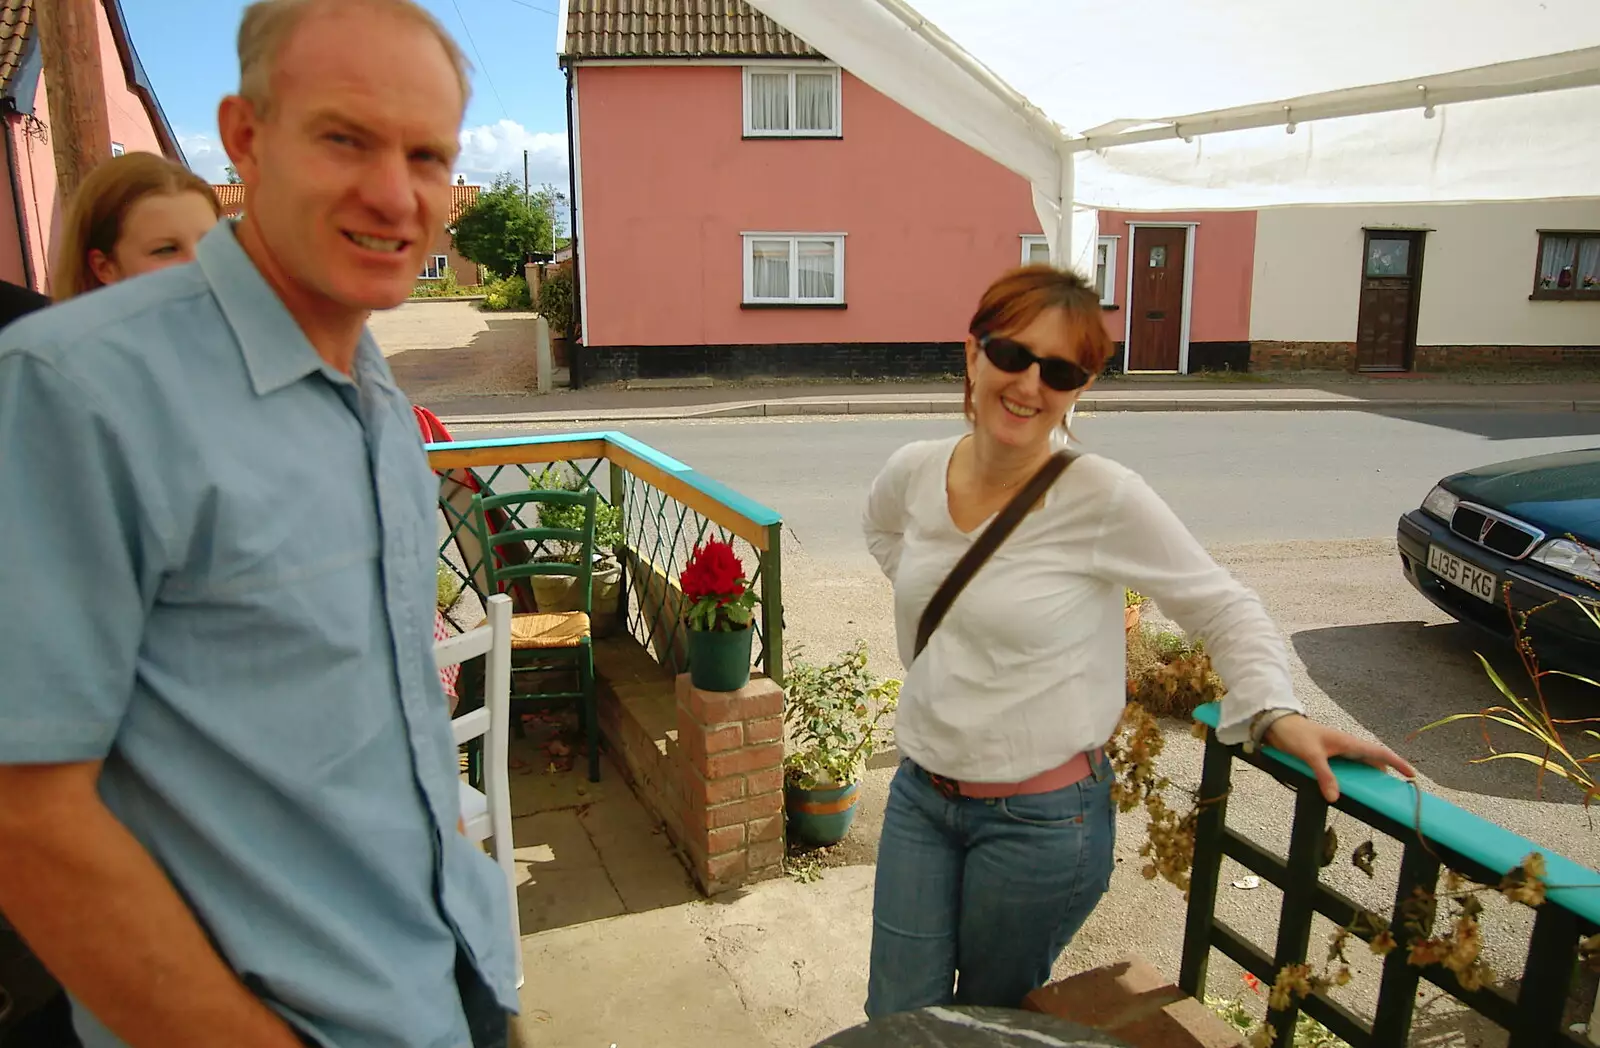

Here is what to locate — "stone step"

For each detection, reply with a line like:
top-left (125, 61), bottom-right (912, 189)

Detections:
top-left (1024, 957), bottom-right (1244, 1048)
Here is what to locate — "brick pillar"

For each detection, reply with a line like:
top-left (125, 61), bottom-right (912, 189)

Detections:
top-left (675, 674), bottom-right (786, 894)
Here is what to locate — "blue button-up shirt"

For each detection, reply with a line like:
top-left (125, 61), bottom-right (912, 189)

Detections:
top-left (0, 223), bottom-right (517, 1048)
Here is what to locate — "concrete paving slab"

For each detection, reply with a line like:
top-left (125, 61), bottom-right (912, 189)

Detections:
top-left (506, 741), bottom-right (612, 818)
top-left (514, 904), bottom-right (771, 1048)
top-left (689, 866), bottom-right (877, 1047)
top-left (512, 811), bottom-right (602, 872)
top-left (599, 846), bottom-right (700, 914)
top-left (516, 866), bottom-right (627, 936)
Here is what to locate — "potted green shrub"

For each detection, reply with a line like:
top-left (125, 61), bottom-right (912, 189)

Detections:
top-left (537, 264), bottom-right (574, 367)
top-left (527, 467), bottom-right (624, 636)
top-left (679, 539), bottom-right (758, 692)
top-left (783, 641), bottom-right (900, 847)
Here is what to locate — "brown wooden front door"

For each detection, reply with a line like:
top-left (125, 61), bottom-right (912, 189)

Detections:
top-left (1127, 226), bottom-right (1187, 372)
top-left (1356, 230), bottom-right (1426, 372)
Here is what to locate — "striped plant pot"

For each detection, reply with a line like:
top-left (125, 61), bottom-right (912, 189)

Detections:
top-left (785, 780), bottom-right (861, 847)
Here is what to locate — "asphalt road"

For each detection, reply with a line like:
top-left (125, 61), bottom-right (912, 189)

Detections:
top-left (455, 410), bottom-right (1600, 1026)
top-left (456, 408), bottom-right (1600, 558)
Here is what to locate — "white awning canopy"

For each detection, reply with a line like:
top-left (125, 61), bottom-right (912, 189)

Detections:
top-left (743, 0), bottom-right (1600, 272)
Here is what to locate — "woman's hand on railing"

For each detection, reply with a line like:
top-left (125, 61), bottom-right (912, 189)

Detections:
top-left (1264, 713), bottom-right (1417, 803)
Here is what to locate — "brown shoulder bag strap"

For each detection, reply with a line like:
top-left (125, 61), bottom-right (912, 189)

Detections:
top-left (913, 448), bottom-right (1078, 660)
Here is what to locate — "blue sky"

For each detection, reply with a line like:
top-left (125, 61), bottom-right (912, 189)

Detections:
top-left (119, 0), bottom-right (571, 190)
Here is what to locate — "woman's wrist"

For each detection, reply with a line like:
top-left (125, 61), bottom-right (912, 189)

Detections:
top-left (1243, 708), bottom-right (1299, 753)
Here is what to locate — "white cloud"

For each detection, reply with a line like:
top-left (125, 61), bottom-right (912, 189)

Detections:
top-left (178, 131), bottom-right (233, 184)
top-left (456, 120), bottom-right (568, 191)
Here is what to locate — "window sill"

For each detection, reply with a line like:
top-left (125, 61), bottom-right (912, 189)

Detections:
top-left (1530, 289), bottom-right (1600, 302)
top-left (741, 301), bottom-right (848, 310)
top-left (742, 133), bottom-right (843, 140)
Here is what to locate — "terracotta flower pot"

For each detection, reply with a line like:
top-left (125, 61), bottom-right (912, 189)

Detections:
top-left (1125, 604), bottom-right (1142, 634)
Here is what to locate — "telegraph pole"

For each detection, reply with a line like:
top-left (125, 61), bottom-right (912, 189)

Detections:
top-left (36, 0), bottom-right (112, 204)
top-left (523, 149), bottom-right (530, 205)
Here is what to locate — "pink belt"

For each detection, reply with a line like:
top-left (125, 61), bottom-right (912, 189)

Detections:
top-left (920, 748), bottom-right (1105, 800)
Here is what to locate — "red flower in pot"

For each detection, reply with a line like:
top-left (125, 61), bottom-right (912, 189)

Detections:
top-left (680, 540), bottom-right (759, 691)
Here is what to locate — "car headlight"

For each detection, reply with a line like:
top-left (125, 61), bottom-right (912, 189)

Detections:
top-left (1530, 538), bottom-right (1600, 585)
top-left (1421, 485), bottom-right (1459, 523)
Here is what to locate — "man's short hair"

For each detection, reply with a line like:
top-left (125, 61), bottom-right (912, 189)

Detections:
top-left (237, 0), bottom-right (472, 114)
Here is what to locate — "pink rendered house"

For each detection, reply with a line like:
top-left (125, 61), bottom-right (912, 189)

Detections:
top-left (557, 0), bottom-right (1260, 383)
top-left (0, 0), bottom-right (185, 296)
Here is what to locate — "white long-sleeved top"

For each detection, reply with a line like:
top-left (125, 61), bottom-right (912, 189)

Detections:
top-left (863, 435), bottom-right (1300, 782)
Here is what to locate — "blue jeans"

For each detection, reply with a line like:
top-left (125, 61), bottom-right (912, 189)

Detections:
top-left (866, 754), bottom-right (1116, 1017)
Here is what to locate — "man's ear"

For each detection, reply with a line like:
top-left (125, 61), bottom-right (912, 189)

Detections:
top-left (217, 95), bottom-right (261, 186)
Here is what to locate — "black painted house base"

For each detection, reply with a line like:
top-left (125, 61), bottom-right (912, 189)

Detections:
top-left (571, 342), bottom-right (966, 388)
top-left (570, 340), bottom-right (1256, 388)
top-left (1103, 341), bottom-right (1253, 376)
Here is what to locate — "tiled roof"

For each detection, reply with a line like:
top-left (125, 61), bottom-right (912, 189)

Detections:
top-left (450, 183), bottom-right (479, 224)
top-left (563, 0), bottom-right (819, 60)
top-left (0, 0), bottom-right (32, 92)
top-left (213, 183), bottom-right (246, 217)
top-left (210, 182), bottom-right (479, 224)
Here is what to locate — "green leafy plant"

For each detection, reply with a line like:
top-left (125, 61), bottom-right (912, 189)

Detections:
top-left (1207, 973), bottom-right (1347, 1048)
top-left (411, 266), bottom-right (468, 299)
top-left (452, 173), bottom-right (552, 279)
top-left (783, 640), bottom-right (900, 790)
top-left (528, 466), bottom-right (623, 559)
top-left (1126, 589), bottom-right (1149, 608)
top-left (679, 540), bottom-right (757, 632)
top-left (482, 275), bottom-right (531, 312)
top-left (1417, 586), bottom-right (1600, 804)
top-left (537, 264), bottom-right (574, 337)
top-left (436, 562), bottom-right (461, 612)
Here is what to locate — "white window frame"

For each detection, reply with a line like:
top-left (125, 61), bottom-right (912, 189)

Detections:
top-left (741, 233), bottom-right (846, 305)
top-left (1019, 234), bottom-right (1119, 307)
top-left (742, 65), bottom-right (843, 138)
top-left (420, 254), bottom-right (449, 280)
top-left (110, 142), bottom-right (125, 157)
top-left (1094, 236), bottom-right (1118, 307)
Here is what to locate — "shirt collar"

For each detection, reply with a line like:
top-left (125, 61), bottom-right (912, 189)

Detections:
top-left (197, 221), bottom-right (387, 397)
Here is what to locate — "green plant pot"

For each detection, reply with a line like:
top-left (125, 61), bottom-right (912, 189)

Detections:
top-left (786, 781), bottom-right (860, 847)
top-left (686, 626), bottom-right (753, 693)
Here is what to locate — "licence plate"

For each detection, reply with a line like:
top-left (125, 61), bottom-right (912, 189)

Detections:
top-left (1427, 545), bottom-right (1497, 604)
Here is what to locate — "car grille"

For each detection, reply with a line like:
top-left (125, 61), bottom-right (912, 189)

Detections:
top-left (1450, 504), bottom-right (1542, 560)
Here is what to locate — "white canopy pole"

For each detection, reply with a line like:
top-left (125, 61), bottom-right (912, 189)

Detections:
top-left (1031, 147), bottom-right (1097, 281)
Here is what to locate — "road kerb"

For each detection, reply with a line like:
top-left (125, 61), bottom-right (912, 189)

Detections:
top-left (436, 395), bottom-right (1588, 428)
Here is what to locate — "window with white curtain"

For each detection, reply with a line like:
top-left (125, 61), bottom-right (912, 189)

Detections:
top-left (1533, 231), bottom-right (1600, 299)
top-left (743, 66), bottom-right (841, 137)
top-left (743, 234), bottom-right (845, 305)
top-left (1019, 235), bottom-right (1118, 306)
top-left (1021, 235), bottom-right (1051, 267)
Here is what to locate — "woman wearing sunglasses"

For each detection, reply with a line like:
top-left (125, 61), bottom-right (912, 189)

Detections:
top-left (861, 265), bottom-right (1414, 1016)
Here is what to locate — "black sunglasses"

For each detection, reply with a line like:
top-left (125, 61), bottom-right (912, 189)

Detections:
top-left (978, 334), bottom-right (1093, 392)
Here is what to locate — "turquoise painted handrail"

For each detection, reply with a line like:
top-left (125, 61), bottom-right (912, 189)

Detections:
top-left (1194, 701), bottom-right (1600, 926)
top-left (425, 430), bottom-right (783, 529)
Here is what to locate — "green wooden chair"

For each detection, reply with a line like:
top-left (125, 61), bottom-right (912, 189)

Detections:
top-left (466, 486), bottom-right (601, 783)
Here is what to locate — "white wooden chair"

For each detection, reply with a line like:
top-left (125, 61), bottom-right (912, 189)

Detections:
top-left (435, 593), bottom-right (522, 988)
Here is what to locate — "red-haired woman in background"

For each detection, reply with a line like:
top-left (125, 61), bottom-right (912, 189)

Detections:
top-left (860, 265), bottom-right (1415, 1016)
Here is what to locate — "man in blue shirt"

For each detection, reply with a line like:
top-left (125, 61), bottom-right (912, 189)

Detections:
top-left (0, 2), bottom-right (518, 1046)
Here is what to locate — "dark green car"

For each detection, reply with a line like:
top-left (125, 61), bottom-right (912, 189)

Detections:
top-left (1397, 449), bottom-right (1600, 668)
